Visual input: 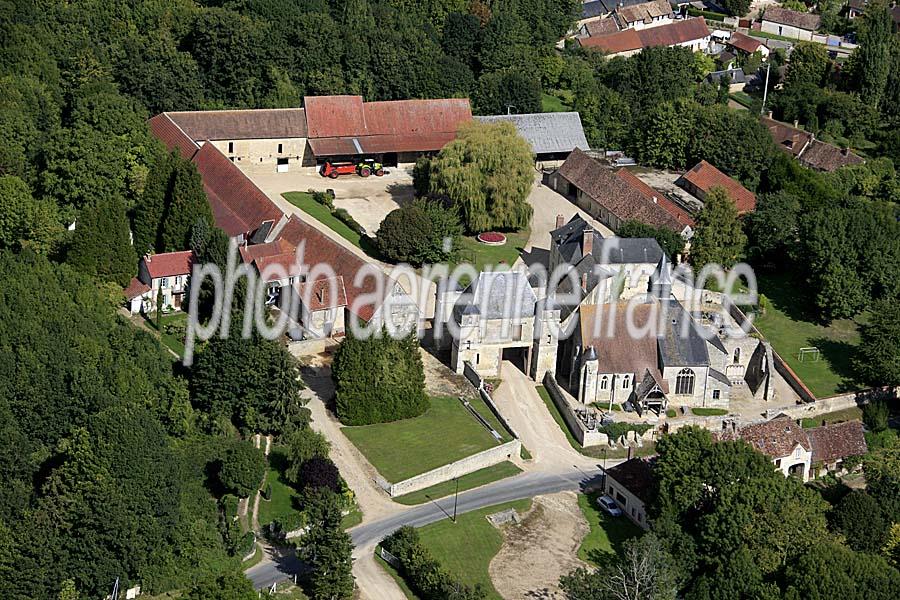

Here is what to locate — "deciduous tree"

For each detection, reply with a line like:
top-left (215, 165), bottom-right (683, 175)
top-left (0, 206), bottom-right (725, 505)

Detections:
top-left (219, 441), bottom-right (266, 497)
top-left (689, 187), bottom-right (746, 269)
top-left (855, 300), bottom-right (900, 386)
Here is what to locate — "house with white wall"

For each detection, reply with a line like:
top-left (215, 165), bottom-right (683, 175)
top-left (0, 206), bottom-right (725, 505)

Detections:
top-left (124, 251), bottom-right (194, 314)
top-left (760, 7), bottom-right (821, 41)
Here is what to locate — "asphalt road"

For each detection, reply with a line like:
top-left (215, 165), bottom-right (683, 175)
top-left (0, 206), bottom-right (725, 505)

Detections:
top-left (246, 465), bottom-right (607, 589)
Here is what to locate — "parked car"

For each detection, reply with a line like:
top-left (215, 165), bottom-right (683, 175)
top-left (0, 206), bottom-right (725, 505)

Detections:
top-left (596, 495), bottom-right (622, 516)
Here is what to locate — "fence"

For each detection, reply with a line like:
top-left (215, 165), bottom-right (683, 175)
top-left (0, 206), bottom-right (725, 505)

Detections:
top-left (379, 546), bottom-right (400, 568)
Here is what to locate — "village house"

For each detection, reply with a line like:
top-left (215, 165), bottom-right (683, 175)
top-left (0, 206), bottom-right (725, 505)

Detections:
top-left (614, 0), bottom-right (675, 31)
top-left (719, 417), bottom-right (868, 482)
top-left (578, 17), bottom-right (712, 56)
top-left (549, 149), bottom-right (694, 238)
top-left (475, 112), bottom-right (590, 163)
top-left (760, 7), bottom-right (821, 41)
top-left (677, 160), bottom-right (757, 214)
top-left (761, 116), bottom-right (865, 172)
top-left (124, 251), bottom-right (194, 314)
top-left (726, 31), bottom-right (770, 59)
top-left (706, 68), bottom-right (752, 93)
top-left (604, 457), bottom-right (655, 529)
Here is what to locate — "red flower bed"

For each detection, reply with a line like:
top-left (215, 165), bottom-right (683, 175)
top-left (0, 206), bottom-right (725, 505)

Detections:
top-left (476, 232), bottom-right (506, 245)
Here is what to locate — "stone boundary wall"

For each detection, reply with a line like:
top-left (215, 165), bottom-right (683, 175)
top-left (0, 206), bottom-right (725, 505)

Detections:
top-left (724, 297), bottom-right (817, 403)
top-left (463, 361), bottom-right (521, 440)
top-left (387, 439), bottom-right (522, 497)
top-left (286, 337), bottom-right (337, 357)
top-left (543, 372), bottom-right (610, 447)
top-left (765, 394), bottom-right (860, 421)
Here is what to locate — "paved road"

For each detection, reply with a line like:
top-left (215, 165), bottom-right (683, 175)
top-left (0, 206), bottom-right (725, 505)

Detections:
top-left (246, 465), bottom-right (607, 590)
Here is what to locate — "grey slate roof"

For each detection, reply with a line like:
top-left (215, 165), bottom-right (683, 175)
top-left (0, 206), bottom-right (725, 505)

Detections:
top-left (550, 215), bottom-right (664, 267)
top-left (709, 368), bottom-right (730, 385)
top-left (707, 68), bottom-right (747, 84)
top-left (453, 271), bottom-right (536, 322)
top-left (582, 0), bottom-right (607, 19)
top-left (657, 299), bottom-right (711, 367)
top-left (476, 112), bottom-right (590, 155)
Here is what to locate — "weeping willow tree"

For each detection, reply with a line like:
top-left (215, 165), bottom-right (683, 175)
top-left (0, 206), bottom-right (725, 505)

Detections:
top-left (425, 121), bottom-right (533, 233)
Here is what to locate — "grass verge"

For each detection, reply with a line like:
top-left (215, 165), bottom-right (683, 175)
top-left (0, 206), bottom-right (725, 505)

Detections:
top-left (282, 191), bottom-right (380, 257)
top-left (143, 311), bottom-right (187, 357)
top-left (417, 499), bottom-right (532, 600)
top-left (392, 462), bottom-right (523, 505)
top-left (242, 542), bottom-right (263, 569)
top-left (577, 491), bottom-right (643, 566)
top-left (691, 407), bottom-right (729, 416)
top-left (341, 507), bottom-right (363, 530)
top-left (374, 552), bottom-right (420, 600)
top-left (258, 447), bottom-right (302, 528)
top-left (342, 396), bottom-right (503, 483)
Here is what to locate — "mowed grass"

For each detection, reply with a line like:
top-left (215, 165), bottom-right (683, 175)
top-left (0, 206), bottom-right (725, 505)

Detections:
top-left (541, 91), bottom-right (572, 112)
top-left (801, 406), bottom-right (864, 428)
top-left (283, 191), bottom-right (362, 248)
top-left (449, 229), bottom-right (530, 275)
top-left (392, 462), bottom-right (523, 505)
top-left (144, 311), bottom-right (187, 357)
top-left (258, 447), bottom-right (301, 528)
top-left (577, 491), bottom-right (643, 566)
top-left (753, 273), bottom-right (864, 397)
top-left (691, 407), bottom-right (729, 416)
top-left (417, 499), bottom-right (532, 600)
top-left (342, 396), bottom-right (502, 483)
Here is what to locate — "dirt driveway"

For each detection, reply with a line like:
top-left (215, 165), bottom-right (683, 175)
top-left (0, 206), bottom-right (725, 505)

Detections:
top-left (489, 492), bottom-right (590, 599)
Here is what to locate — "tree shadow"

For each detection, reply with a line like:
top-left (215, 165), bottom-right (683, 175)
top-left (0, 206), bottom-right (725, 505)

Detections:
top-left (385, 181), bottom-right (415, 207)
top-left (757, 271), bottom-right (822, 324)
top-left (808, 336), bottom-right (861, 392)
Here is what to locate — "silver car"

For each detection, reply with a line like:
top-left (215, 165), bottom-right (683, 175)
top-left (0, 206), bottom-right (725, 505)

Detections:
top-left (596, 495), bottom-right (623, 517)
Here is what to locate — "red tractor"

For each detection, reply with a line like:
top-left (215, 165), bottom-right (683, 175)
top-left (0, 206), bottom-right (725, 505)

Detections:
top-left (320, 158), bottom-right (385, 179)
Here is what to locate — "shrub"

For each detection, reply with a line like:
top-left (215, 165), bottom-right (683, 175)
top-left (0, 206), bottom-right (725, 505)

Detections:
top-left (333, 207), bottom-right (365, 235)
top-left (308, 189), bottom-right (334, 209)
top-left (298, 456), bottom-right (342, 493)
top-left (864, 399), bottom-right (890, 432)
top-left (285, 427), bottom-right (331, 486)
top-left (332, 330), bottom-right (428, 425)
top-left (218, 441), bottom-right (266, 497)
top-left (376, 199), bottom-right (462, 266)
top-left (237, 532), bottom-right (256, 558)
top-left (600, 423), bottom-right (653, 440)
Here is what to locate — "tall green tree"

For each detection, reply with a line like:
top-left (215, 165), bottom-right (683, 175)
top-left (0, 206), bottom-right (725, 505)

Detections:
top-left (618, 220), bottom-right (686, 261)
top-left (849, 0), bottom-right (894, 107)
top-left (785, 42), bottom-right (829, 89)
top-left (300, 488), bottom-right (355, 600)
top-left (159, 157), bottom-right (212, 252)
top-left (184, 572), bottom-right (257, 600)
top-left (0, 174), bottom-right (60, 253)
top-left (218, 441), bottom-right (266, 497)
top-left (855, 298), bottom-right (900, 386)
top-left (67, 195), bottom-right (137, 286)
top-left (830, 490), bottom-right (889, 553)
top-left (689, 187), bottom-right (746, 269)
top-left (376, 199), bottom-right (462, 266)
top-left (424, 121), bottom-right (533, 233)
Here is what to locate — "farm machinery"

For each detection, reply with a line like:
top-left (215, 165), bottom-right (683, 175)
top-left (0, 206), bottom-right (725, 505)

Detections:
top-left (320, 158), bottom-right (385, 179)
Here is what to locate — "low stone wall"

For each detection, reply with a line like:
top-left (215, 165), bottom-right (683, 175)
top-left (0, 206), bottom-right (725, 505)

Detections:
top-left (286, 337), bottom-right (337, 357)
top-left (543, 373), bottom-right (610, 447)
top-left (387, 439), bottom-right (522, 497)
top-left (765, 393), bottom-right (860, 421)
top-left (464, 361), bottom-right (521, 440)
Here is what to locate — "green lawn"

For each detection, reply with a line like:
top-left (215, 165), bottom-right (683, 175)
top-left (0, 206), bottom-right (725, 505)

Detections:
top-left (753, 273), bottom-right (864, 397)
top-left (144, 311), bottom-right (187, 357)
top-left (801, 406), bottom-right (864, 428)
top-left (449, 229), bottom-right (530, 276)
top-left (342, 396), bottom-right (503, 483)
top-left (282, 191), bottom-right (381, 257)
top-left (341, 507), bottom-right (363, 530)
top-left (258, 447), bottom-right (302, 528)
top-left (665, 409), bottom-right (677, 418)
top-left (392, 462), bottom-right (523, 505)
top-left (541, 92), bottom-right (573, 112)
top-left (691, 407), bottom-right (729, 416)
top-left (577, 492), bottom-right (643, 566)
top-left (729, 91), bottom-right (755, 108)
top-left (417, 499), bottom-right (532, 600)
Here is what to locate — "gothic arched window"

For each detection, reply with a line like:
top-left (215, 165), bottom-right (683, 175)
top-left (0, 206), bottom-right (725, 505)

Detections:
top-left (675, 368), bottom-right (695, 395)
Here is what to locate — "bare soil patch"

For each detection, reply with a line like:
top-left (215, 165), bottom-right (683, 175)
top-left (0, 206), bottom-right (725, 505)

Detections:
top-left (489, 491), bottom-right (590, 599)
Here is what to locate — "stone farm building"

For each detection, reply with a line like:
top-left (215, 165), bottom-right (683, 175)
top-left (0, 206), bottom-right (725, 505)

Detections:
top-left (577, 17), bottom-right (712, 57)
top-left (475, 112), bottom-right (589, 162)
top-left (761, 116), bottom-right (864, 172)
top-left (677, 160), bottom-right (757, 214)
top-left (124, 250), bottom-right (194, 314)
top-left (150, 94), bottom-right (473, 173)
top-left (760, 7), bottom-right (821, 41)
top-left (148, 108), bottom-right (420, 339)
top-left (548, 149), bottom-right (694, 238)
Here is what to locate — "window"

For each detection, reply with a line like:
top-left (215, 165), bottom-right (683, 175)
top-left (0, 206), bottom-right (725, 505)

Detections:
top-left (622, 376), bottom-right (630, 389)
top-left (733, 347), bottom-right (741, 364)
top-left (228, 142), bottom-right (234, 153)
top-left (160, 277), bottom-right (169, 288)
top-left (476, 353), bottom-right (480, 365)
top-left (712, 389), bottom-right (720, 400)
top-left (173, 276), bottom-right (180, 287)
top-left (466, 340), bottom-right (471, 350)
top-left (277, 143), bottom-right (283, 153)
top-left (600, 376), bottom-right (609, 391)
top-left (675, 368), bottom-right (695, 395)
top-left (794, 446), bottom-right (802, 458)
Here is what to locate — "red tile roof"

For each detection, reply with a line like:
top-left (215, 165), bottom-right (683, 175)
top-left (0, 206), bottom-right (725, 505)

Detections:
top-left (799, 140), bottom-right (864, 172)
top-left (728, 31), bottom-right (763, 54)
top-left (720, 416), bottom-right (811, 457)
top-left (165, 108), bottom-right (308, 141)
top-left (808, 420), bottom-right (867, 464)
top-left (616, 169), bottom-right (695, 226)
top-left (581, 18), bottom-right (710, 53)
top-left (191, 143), bottom-right (285, 238)
top-left (558, 149), bottom-right (686, 232)
top-left (295, 276), bottom-right (348, 311)
top-left (148, 113), bottom-right (200, 160)
top-left (124, 277), bottom-right (150, 300)
top-left (143, 250), bottom-right (194, 279)
top-left (303, 96), bottom-right (472, 140)
top-left (680, 160), bottom-right (756, 213)
top-left (760, 116), bottom-right (812, 157)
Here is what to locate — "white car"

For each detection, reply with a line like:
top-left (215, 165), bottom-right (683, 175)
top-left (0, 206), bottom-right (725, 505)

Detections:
top-left (596, 495), bottom-right (623, 517)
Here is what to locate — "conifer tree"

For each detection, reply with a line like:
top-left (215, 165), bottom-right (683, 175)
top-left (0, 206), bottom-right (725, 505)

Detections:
top-left (68, 195), bottom-right (137, 287)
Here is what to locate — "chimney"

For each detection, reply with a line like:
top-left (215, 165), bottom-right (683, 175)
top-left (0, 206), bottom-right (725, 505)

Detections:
top-left (793, 119), bottom-right (799, 128)
top-left (841, 147), bottom-right (850, 156)
top-left (582, 227), bottom-right (593, 256)
top-left (767, 110), bottom-right (773, 118)
top-left (556, 214), bottom-right (565, 229)
top-left (652, 195), bottom-right (658, 204)
top-left (144, 253), bottom-right (152, 263)
top-left (581, 272), bottom-right (588, 290)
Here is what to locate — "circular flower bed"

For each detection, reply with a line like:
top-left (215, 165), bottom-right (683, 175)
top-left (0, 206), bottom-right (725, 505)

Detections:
top-left (476, 231), bottom-right (507, 246)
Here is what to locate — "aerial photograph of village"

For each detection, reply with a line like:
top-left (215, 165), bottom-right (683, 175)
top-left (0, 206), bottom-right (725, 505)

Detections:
top-left (1, 0), bottom-right (899, 598)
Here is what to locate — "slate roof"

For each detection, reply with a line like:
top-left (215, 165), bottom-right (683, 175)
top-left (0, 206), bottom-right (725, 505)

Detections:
top-left (148, 113), bottom-right (200, 160)
top-left (475, 112), bottom-right (589, 155)
top-left (551, 214), bottom-right (665, 266)
top-left (799, 140), bottom-right (864, 172)
top-left (615, 0), bottom-right (674, 26)
top-left (707, 68), bottom-right (747, 85)
top-left (760, 116), bottom-right (813, 157)
top-left (808, 420), bottom-right (867, 463)
top-left (762, 7), bottom-right (821, 31)
top-left (680, 160), bottom-right (756, 213)
top-left (579, 18), bottom-right (710, 53)
top-left (164, 108), bottom-right (308, 141)
top-left (709, 368), bottom-right (730, 385)
top-left (721, 416), bottom-right (811, 456)
top-left (143, 250), bottom-right (194, 279)
top-left (657, 299), bottom-right (711, 367)
top-left (728, 31), bottom-right (764, 54)
top-left (453, 271), bottom-right (537, 322)
top-left (191, 143), bottom-right (285, 238)
top-left (582, 0), bottom-right (607, 19)
top-left (606, 457), bottom-right (657, 504)
top-left (557, 149), bottom-right (686, 232)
